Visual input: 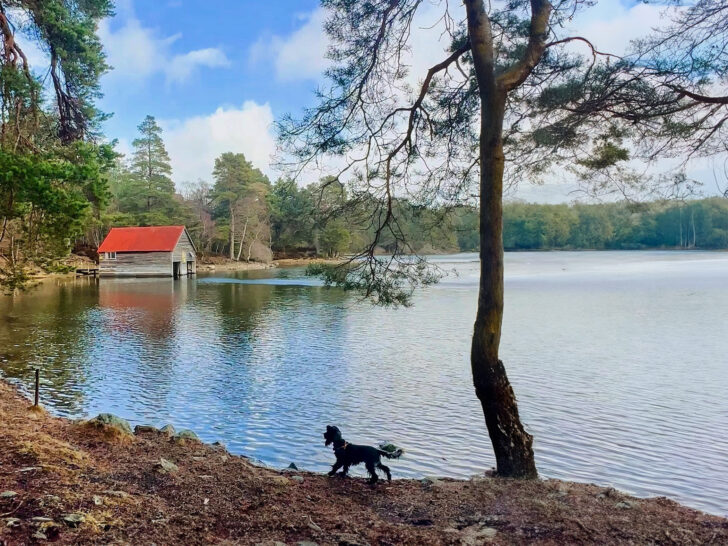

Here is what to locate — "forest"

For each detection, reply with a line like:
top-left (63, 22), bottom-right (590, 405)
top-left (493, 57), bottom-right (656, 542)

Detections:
top-left (88, 114), bottom-right (728, 260)
top-left (1, 0), bottom-right (727, 292)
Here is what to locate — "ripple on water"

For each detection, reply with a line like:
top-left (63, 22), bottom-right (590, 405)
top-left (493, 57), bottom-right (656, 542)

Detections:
top-left (0, 251), bottom-right (727, 516)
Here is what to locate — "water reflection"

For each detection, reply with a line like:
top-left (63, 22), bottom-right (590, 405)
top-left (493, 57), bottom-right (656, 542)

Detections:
top-left (0, 251), bottom-right (727, 516)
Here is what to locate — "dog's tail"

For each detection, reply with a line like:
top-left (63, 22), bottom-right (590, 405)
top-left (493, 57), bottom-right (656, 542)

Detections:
top-left (379, 448), bottom-right (403, 459)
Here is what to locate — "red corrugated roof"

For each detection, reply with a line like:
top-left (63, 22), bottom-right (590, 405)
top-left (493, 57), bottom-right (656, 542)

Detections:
top-left (98, 226), bottom-right (185, 253)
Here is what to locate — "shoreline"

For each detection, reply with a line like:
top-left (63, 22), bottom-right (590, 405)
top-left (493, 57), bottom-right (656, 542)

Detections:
top-left (0, 380), bottom-right (725, 545)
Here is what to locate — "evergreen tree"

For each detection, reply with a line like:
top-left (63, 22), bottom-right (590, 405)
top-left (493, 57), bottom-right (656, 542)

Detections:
top-left (0, 0), bottom-right (114, 290)
top-left (130, 115), bottom-right (175, 212)
top-left (210, 152), bottom-right (271, 260)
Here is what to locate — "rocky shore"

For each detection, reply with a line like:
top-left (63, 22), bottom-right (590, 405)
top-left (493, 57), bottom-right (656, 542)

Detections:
top-left (0, 380), bottom-right (726, 545)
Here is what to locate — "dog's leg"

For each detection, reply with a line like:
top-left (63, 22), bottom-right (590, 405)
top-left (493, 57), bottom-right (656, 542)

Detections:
top-left (328, 460), bottom-right (343, 476)
top-left (365, 461), bottom-right (378, 484)
top-left (377, 463), bottom-right (391, 481)
top-left (341, 464), bottom-right (350, 477)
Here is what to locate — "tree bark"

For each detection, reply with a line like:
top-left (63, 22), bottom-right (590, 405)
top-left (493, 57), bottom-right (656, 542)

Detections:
top-left (229, 203), bottom-right (235, 260)
top-left (237, 218), bottom-right (248, 261)
top-left (466, 0), bottom-right (537, 479)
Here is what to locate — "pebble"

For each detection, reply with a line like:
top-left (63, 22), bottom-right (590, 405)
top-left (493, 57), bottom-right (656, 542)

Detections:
top-left (31, 517), bottom-right (54, 523)
top-left (5, 518), bottom-right (21, 528)
top-left (32, 531), bottom-right (48, 540)
top-left (160, 424), bottom-right (176, 436)
top-left (63, 513), bottom-right (86, 527)
top-left (174, 429), bottom-right (199, 441)
top-left (615, 501), bottom-right (638, 509)
top-left (156, 457), bottom-right (179, 474)
top-left (87, 413), bottom-right (132, 435)
top-left (337, 534), bottom-right (370, 546)
top-left (268, 476), bottom-right (290, 486)
top-left (134, 424), bottom-right (160, 434)
top-left (0, 491), bottom-right (17, 499)
top-left (93, 495), bottom-right (104, 505)
top-left (102, 490), bottom-right (129, 498)
top-left (460, 524), bottom-right (498, 545)
top-left (291, 475), bottom-right (305, 483)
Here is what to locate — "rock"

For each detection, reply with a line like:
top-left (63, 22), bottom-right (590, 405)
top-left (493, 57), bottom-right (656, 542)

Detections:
top-left (41, 495), bottom-right (61, 505)
top-left (87, 413), bottom-right (132, 435)
top-left (420, 476), bottom-right (444, 488)
top-left (615, 500), bottom-right (638, 509)
top-left (291, 475), bottom-right (305, 483)
top-left (597, 487), bottom-right (617, 500)
top-left (174, 429), bottom-right (199, 442)
top-left (268, 476), bottom-right (290, 486)
top-left (63, 513), bottom-right (86, 527)
top-left (296, 542), bottom-right (320, 546)
top-left (287, 462), bottom-right (299, 470)
top-left (555, 484), bottom-right (570, 498)
top-left (460, 524), bottom-right (497, 545)
top-left (160, 424), bottom-right (176, 436)
top-left (5, 518), bottom-right (21, 528)
top-left (134, 424), bottom-right (159, 435)
top-left (102, 490), bottom-right (129, 498)
top-left (307, 517), bottom-right (322, 532)
top-left (32, 531), bottom-right (48, 540)
top-left (156, 457), bottom-right (179, 474)
top-left (337, 533), bottom-right (370, 546)
top-left (31, 517), bottom-right (54, 523)
top-left (17, 466), bottom-right (41, 473)
top-left (254, 542), bottom-right (287, 546)
top-left (93, 495), bottom-right (104, 505)
top-left (0, 491), bottom-right (17, 499)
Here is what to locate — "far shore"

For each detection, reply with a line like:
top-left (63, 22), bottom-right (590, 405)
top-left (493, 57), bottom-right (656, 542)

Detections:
top-left (0, 379), bottom-right (726, 544)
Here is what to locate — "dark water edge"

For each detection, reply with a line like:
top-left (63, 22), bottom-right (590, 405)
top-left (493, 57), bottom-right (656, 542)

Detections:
top-left (1, 250), bottom-right (727, 516)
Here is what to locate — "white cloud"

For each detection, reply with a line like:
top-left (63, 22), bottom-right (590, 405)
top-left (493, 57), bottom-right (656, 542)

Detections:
top-left (249, 9), bottom-right (329, 82)
top-left (98, 7), bottom-right (229, 85)
top-left (567, 1), bottom-right (675, 56)
top-left (166, 48), bottom-right (230, 84)
top-left (160, 101), bottom-right (276, 186)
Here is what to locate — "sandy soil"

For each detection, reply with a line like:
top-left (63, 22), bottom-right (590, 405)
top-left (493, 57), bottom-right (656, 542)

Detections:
top-left (273, 258), bottom-right (343, 267)
top-left (196, 256), bottom-right (276, 272)
top-left (0, 381), bottom-right (725, 545)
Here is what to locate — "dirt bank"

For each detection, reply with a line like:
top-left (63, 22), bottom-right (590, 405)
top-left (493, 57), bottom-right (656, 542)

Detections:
top-left (274, 258), bottom-right (343, 268)
top-left (0, 381), bottom-right (725, 545)
top-left (197, 257), bottom-right (276, 272)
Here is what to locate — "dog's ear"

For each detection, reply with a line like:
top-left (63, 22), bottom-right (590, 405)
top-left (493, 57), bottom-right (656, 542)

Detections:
top-left (326, 425), bottom-right (334, 432)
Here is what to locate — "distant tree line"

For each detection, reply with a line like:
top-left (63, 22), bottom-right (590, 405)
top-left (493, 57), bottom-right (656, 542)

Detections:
top-left (91, 116), bottom-right (728, 260)
top-left (501, 199), bottom-right (728, 251)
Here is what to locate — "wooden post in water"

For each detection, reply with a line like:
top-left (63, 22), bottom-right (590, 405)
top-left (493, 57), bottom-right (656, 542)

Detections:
top-left (34, 369), bottom-right (39, 407)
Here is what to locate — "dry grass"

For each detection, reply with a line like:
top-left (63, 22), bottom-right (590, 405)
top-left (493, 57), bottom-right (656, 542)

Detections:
top-left (1, 380), bottom-right (726, 545)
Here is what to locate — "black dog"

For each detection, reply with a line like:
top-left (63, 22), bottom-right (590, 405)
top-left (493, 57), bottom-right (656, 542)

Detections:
top-left (323, 425), bottom-right (403, 484)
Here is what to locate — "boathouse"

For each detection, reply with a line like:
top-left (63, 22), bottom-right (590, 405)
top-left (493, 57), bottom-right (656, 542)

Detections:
top-left (97, 226), bottom-right (196, 278)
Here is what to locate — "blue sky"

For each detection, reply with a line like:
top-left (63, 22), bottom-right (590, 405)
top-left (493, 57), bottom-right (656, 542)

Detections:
top-left (99, 1), bottom-right (321, 139)
top-left (81, 0), bottom-right (719, 201)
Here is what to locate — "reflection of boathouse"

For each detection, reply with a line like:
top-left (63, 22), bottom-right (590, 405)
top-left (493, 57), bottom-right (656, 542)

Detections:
top-left (98, 226), bottom-right (196, 278)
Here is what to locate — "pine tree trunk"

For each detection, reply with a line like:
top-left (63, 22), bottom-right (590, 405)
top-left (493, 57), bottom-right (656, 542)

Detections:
top-left (467, 0), bottom-right (537, 479)
top-left (229, 204), bottom-right (235, 260)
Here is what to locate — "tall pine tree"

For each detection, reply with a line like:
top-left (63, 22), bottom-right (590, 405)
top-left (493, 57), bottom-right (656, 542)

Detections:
top-left (130, 115), bottom-right (175, 212)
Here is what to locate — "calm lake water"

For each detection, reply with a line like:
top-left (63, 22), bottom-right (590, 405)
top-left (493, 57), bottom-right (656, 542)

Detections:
top-left (1, 251), bottom-right (727, 516)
